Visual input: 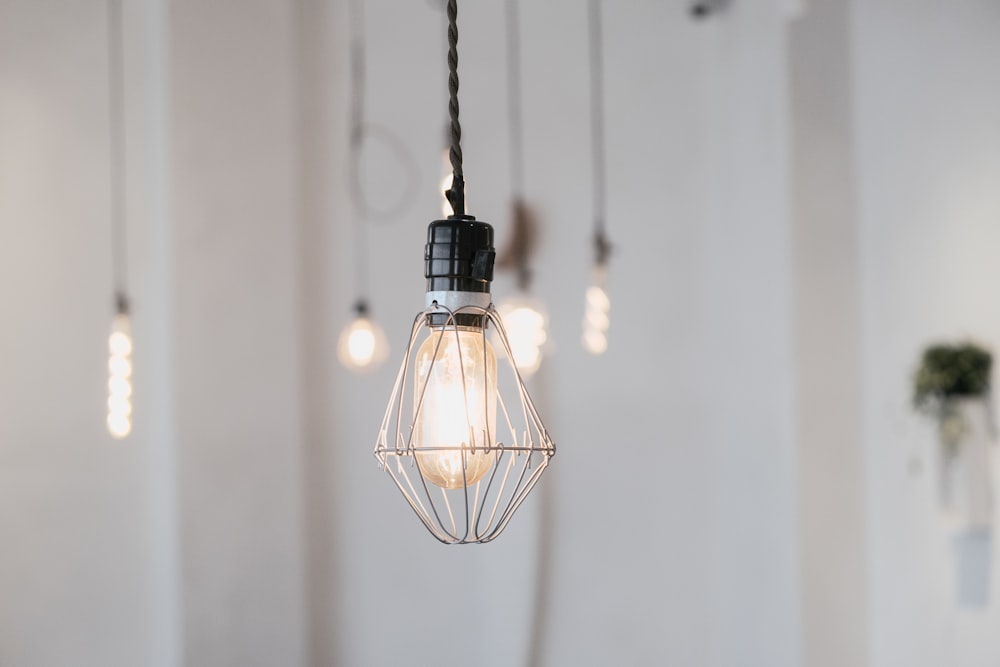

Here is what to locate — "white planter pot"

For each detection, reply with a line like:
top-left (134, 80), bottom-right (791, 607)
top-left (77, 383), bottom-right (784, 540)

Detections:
top-left (939, 397), bottom-right (996, 530)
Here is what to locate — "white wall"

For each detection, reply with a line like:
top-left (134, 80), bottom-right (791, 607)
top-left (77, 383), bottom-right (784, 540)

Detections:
top-left (2, 0), bottom-right (999, 666)
top-left (790, 2), bottom-right (869, 665)
top-left (0, 0), bottom-right (178, 665)
top-left (169, 0), bottom-right (308, 664)
top-left (851, 2), bottom-right (1000, 666)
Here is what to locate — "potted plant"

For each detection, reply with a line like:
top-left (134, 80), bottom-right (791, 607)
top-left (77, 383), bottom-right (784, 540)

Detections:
top-left (913, 342), bottom-right (995, 529)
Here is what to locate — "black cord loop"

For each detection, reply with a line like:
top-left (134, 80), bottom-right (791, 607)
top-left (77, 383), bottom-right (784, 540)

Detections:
top-left (345, 0), bottom-right (420, 302)
top-left (445, 0), bottom-right (466, 217)
top-left (346, 0), bottom-right (419, 224)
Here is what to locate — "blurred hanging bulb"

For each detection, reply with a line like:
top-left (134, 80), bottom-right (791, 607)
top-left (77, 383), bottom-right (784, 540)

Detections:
top-left (413, 327), bottom-right (497, 489)
top-left (497, 294), bottom-right (547, 377)
top-left (338, 308), bottom-right (389, 373)
top-left (582, 263), bottom-right (610, 355)
top-left (107, 312), bottom-right (132, 438)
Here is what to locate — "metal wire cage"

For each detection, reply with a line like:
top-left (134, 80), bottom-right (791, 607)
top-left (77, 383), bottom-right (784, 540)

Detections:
top-left (374, 301), bottom-right (555, 544)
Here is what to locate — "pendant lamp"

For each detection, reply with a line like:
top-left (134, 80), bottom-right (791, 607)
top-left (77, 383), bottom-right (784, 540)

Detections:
top-left (582, 0), bottom-right (612, 356)
top-left (374, 0), bottom-right (555, 544)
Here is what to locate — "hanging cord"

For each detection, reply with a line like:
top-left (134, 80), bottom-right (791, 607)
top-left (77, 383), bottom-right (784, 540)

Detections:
top-left (348, 0), bottom-right (366, 156)
top-left (444, 0), bottom-right (466, 217)
top-left (107, 0), bottom-right (129, 313)
top-left (505, 0), bottom-right (525, 200)
top-left (347, 0), bottom-right (370, 308)
top-left (588, 0), bottom-right (610, 265)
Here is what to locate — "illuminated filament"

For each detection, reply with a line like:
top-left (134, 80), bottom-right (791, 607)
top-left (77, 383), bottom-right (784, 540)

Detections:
top-left (413, 327), bottom-right (498, 490)
top-left (107, 313), bottom-right (133, 439)
top-left (582, 264), bottom-right (610, 355)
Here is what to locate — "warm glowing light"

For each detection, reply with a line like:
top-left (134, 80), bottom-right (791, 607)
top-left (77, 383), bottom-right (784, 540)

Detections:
top-left (582, 265), bottom-right (610, 355)
top-left (108, 376), bottom-right (132, 398)
top-left (107, 414), bottom-right (131, 438)
top-left (338, 314), bottom-right (389, 373)
top-left (108, 355), bottom-right (132, 378)
top-left (413, 327), bottom-right (497, 489)
top-left (107, 312), bottom-right (133, 439)
top-left (109, 330), bottom-right (132, 356)
top-left (497, 296), bottom-right (548, 377)
top-left (349, 328), bottom-right (376, 361)
top-left (107, 395), bottom-right (131, 415)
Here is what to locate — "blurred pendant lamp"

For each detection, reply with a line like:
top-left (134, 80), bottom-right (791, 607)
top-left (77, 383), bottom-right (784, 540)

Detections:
top-left (582, 0), bottom-right (612, 356)
top-left (374, 0), bottom-right (555, 544)
top-left (106, 0), bottom-right (133, 439)
top-left (495, 0), bottom-right (548, 378)
top-left (337, 0), bottom-right (390, 373)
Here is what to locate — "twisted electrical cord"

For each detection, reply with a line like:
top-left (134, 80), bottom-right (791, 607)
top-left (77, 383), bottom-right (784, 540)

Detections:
top-left (348, 0), bottom-right (366, 151)
top-left (445, 0), bottom-right (466, 217)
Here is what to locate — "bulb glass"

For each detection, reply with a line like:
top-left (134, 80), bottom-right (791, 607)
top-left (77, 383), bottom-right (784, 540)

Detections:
top-left (338, 314), bottom-right (389, 373)
top-left (107, 312), bottom-right (133, 439)
top-left (497, 295), bottom-right (548, 377)
top-left (413, 327), bottom-right (497, 489)
top-left (582, 264), bottom-right (610, 355)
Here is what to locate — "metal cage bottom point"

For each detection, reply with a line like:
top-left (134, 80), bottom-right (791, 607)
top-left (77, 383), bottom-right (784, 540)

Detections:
top-left (374, 302), bottom-right (555, 544)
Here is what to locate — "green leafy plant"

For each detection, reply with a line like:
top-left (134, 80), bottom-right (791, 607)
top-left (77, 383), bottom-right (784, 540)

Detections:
top-left (913, 342), bottom-right (992, 415)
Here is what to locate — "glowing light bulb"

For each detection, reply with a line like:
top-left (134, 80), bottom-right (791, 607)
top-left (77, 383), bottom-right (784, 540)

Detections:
top-left (374, 217), bottom-right (556, 544)
top-left (413, 327), bottom-right (497, 489)
top-left (338, 312), bottom-right (389, 373)
top-left (497, 295), bottom-right (547, 377)
top-left (107, 312), bottom-right (132, 439)
top-left (582, 264), bottom-right (610, 355)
